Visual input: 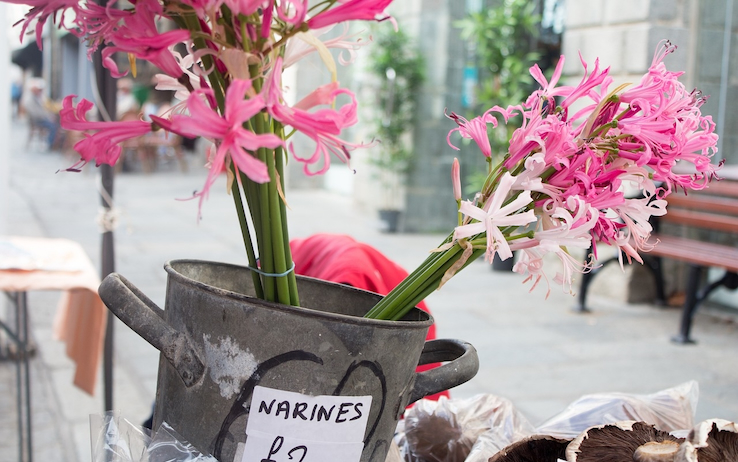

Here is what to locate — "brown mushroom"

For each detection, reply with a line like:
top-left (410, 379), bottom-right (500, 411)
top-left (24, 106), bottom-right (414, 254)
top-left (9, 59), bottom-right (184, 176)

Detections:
top-left (565, 421), bottom-right (684, 462)
top-left (488, 435), bottom-right (570, 462)
top-left (403, 412), bottom-right (474, 462)
top-left (676, 419), bottom-right (738, 462)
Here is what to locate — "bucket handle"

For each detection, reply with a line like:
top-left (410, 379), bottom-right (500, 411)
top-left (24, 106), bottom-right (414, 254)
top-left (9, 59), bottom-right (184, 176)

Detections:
top-left (98, 273), bottom-right (205, 388)
top-left (408, 339), bottom-right (479, 404)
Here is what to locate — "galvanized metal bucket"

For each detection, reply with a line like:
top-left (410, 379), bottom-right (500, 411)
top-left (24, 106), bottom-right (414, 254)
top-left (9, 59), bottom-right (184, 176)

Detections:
top-left (98, 259), bottom-right (478, 462)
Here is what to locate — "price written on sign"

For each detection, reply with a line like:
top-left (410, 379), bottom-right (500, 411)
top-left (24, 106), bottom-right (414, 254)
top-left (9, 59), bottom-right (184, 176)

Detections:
top-left (241, 386), bottom-right (373, 462)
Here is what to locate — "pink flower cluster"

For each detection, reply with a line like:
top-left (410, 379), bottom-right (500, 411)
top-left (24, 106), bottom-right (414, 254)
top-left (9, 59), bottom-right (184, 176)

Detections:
top-left (449, 41), bottom-right (720, 296)
top-left (8, 0), bottom-right (388, 204)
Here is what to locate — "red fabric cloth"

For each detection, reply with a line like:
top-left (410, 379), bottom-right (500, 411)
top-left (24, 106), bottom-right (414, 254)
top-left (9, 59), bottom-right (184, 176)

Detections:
top-left (290, 233), bottom-right (448, 401)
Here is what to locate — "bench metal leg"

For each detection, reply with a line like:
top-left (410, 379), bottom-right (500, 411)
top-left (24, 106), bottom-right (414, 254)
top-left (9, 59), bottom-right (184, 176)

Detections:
top-left (673, 269), bottom-right (738, 344)
top-left (672, 265), bottom-right (702, 344)
top-left (642, 255), bottom-right (667, 305)
top-left (574, 268), bottom-right (596, 313)
top-left (573, 254), bottom-right (620, 313)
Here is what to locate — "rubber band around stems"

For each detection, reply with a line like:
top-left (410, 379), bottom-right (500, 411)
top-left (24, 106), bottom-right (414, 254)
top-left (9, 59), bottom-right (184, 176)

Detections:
top-left (247, 262), bottom-right (296, 278)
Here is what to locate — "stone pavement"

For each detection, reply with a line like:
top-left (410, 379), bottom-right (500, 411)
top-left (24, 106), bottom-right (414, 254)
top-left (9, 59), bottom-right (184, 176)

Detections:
top-left (2, 118), bottom-right (738, 462)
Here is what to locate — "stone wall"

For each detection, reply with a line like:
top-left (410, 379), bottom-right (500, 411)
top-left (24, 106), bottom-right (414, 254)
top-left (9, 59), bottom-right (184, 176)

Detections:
top-left (351, 0), bottom-right (467, 232)
top-left (403, 0), bottom-right (467, 232)
top-left (696, 0), bottom-right (738, 165)
top-left (562, 0), bottom-right (738, 306)
top-left (563, 0), bottom-right (695, 96)
top-left (562, 0), bottom-right (737, 162)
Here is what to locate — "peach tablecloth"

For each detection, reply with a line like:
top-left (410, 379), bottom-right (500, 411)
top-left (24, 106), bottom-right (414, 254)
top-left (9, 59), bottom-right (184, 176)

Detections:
top-left (0, 236), bottom-right (106, 395)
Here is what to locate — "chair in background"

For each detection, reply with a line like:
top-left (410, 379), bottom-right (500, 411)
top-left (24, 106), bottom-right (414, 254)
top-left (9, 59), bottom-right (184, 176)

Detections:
top-left (26, 118), bottom-right (49, 150)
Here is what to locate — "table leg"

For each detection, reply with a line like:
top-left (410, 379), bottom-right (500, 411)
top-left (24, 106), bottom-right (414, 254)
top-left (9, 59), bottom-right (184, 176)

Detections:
top-left (18, 292), bottom-right (32, 462)
top-left (2, 292), bottom-right (33, 462)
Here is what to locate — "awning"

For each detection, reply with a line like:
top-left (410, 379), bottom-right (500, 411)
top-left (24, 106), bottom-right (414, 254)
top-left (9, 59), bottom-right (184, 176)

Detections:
top-left (11, 41), bottom-right (43, 76)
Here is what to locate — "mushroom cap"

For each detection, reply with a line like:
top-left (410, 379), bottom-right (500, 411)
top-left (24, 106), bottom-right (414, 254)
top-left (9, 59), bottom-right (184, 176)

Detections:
top-left (566, 421), bottom-right (683, 462)
top-left (676, 419), bottom-right (738, 462)
top-left (404, 412), bottom-right (472, 462)
top-left (488, 435), bottom-right (570, 462)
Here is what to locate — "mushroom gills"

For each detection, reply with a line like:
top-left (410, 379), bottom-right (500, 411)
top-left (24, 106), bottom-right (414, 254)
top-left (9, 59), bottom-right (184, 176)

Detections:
top-left (565, 421), bottom-right (684, 462)
top-left (488, 435), bottom-right (569, 462)
top-left (693, 423), bottom-right (738, 462)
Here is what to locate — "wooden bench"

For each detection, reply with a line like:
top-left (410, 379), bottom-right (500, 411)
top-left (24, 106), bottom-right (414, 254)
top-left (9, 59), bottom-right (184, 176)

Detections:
top-left (575, 180), bottom-right (738, 344)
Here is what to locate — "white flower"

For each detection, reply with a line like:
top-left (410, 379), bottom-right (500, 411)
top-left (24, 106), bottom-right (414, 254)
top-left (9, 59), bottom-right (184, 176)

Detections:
top-left (513, 196), bottom-right (599, 295)
top-left (454, 172), bottom-right (537, 262)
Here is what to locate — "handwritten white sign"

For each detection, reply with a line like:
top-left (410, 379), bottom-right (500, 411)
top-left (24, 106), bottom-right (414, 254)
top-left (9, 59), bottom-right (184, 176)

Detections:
top-left (240, 386), bottom-right (372, 462)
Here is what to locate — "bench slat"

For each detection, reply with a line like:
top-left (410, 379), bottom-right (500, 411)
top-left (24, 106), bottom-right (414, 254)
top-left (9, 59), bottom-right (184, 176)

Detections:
top-left (701, 180), bottom-right (738, 198)
top-left (660, 209), bottom-right (738, 233)
top-left (666, 194), bottom-right (738, 215)
top-left (648, 234), bottom-right (738, 272)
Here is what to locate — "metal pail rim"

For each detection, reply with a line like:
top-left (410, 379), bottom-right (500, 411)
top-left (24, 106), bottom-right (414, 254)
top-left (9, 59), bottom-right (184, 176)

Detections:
top-left (164, 259), bottom-right (434, 330)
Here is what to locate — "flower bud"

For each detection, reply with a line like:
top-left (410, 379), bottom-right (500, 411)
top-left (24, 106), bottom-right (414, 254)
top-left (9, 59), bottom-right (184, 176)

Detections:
top-left (452, 158), bottom-right (461, 201)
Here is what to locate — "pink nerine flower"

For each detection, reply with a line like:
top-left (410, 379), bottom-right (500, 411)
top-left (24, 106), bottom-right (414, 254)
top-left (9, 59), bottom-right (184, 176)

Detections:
top-left (276, 0), bottom-right (308, 26)
top-left (526, 55), bottom-right (568, 108)
top-left (60, 96), bottom-right (153, 171)
top-left (6, 0), bottom-right (80, 47)
top-left (264, 57), bottom-right (361, 175)
top-left (162, 79), bottom-right (284, 212)
top-left (306, 0), bottom-right (393, 29)
top-left (513, 196), bottom-right (599, 295)
top-left (283, 24), bottom-right (370, 69)
top-left (74, 4), bottom-right (133, 57)
top-left (446, 109), bottom-right (497, 158)
top-left (101, 0), bottom-right (190, 78)
top-left (454, 173), bottom-right (537, 262)
top-left (444, 41), bottom-right (720, 298)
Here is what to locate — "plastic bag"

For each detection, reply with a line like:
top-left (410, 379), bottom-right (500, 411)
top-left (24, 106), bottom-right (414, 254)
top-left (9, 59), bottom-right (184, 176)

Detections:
top-left (398, 394), bottom-right (534, 462)
top-left (91, 412), bottom-right (217, 462)
top-left (535, 381), bottom-right (699, 439)
top-left (146, 422), bottom-right (217, 462)
top-left (90, 412), bottom-right (150, 462)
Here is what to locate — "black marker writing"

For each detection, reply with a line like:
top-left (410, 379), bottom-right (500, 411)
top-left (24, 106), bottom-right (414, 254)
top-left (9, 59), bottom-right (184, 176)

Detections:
top-left (350, 402), bottom-right (363, 421)
top-left (260, 436), bottom-right (283, 462)
top-left (260, 436), bottom-right (308, 462)
top-left (256, 399), bottom-right (363, 423)
top-left (288, 445), bottom-right (308, 461)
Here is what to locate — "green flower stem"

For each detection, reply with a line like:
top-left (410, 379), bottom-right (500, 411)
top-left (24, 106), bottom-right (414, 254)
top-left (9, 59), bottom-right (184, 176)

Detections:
top-left (241, 171), bottom-right (269, 290)
top-left (365, 236), bottom-right (487, 320)
top-left (364, 235), bottom-right (461, 319)
top-left (235, 108), bottom-right (271, 300)
top-left (388, 248), bottom-right (486, 321)
top-left (265, 142), bottom-right (293, 305)
top-left (366, 223), bottom-right (529, 320)
top-left (255, 160), bottom-right (275, 301)
top-left (362, 254), bottom-right (439, 319)
top-left (274, 139), bottom-right (300, 306)
top-left (230, 175), bottom-right (264, 299)
top-left (240, 19), bottom-right (248, 51)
